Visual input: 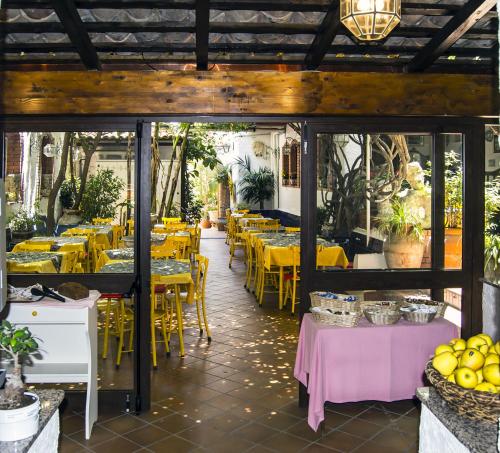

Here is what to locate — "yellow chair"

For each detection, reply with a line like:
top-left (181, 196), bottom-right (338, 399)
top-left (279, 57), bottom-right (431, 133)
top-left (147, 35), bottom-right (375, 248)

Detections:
top-left (115, 296), bottom-right (135, 367)
top-left (283, 246), bottom-right (300, 315)
top-left (92, 243), bottom-right (106, 273)
top-left (112, 225), bottom-right (125, 249)
top-left (244, 233), bottom-right (257, 291)
top-left (151, 276), bottom-right (173, 366)
top-left (98, 294), bottom-right (123, 359)
top-left (162, 217), bottom-right (182, 225)
top-left (127, 219), bottom-right (134, 235)
top-left (167, 255), bottom-right (210, 342)
top-left (12, 242), bottom-right (53, 252)
top-left (285, 227), bottom-right (301, 233)
top-left (229, 233), bottom-right (246, 268)
top-left (92, 217), bottom-right (113, 225)
top-left (151, 241), bottom-right (177, 260)
top-left (254, 240), bottom-right (280, 307)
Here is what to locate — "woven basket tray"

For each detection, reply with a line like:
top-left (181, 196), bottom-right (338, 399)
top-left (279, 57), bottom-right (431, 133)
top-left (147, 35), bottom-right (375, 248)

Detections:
top-left (403, 299), bottom-right (446, 318)
top-left (311, 310), bottom-right (362, 327)
top-left (310, 292), bottom-right (360, 312)
top-left (360, 300), bottom-right (401, 311)
top-left (363, 308), bottom-right (401, 325)
top-left (401, 310), bottom-right (437, 324)
top-left (425, 361), bottom-right (500, 424)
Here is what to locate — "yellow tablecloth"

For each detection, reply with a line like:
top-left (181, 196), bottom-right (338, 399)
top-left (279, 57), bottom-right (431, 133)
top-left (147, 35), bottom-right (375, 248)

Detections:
top-left (6, 251), bottom-right (74, 273)
top-left (264, 245), bottom-right (348, 270)
top-left (62, 227), bottom-right (111, 249)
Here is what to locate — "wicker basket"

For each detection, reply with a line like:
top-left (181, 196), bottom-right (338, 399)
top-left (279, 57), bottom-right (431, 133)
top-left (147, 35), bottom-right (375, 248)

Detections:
top-left (425, 361), bottom-right (500, 424)
top-left (402, 299), bottom-right (446, 318)
top-left (360, 300), bottom-right (401, 311)
top-left (310, 292), bottom-right (360, 312)
top-left (311, 308), bottom-right (362, 327)
top-left (401, 310), bottom-right (437, 324)
top-left (363, 308), bottom-right (401, 325)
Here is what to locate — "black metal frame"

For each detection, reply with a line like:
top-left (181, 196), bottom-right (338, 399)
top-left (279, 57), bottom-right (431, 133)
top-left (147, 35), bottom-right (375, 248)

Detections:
top-left (0, 114), bottom-right (488, 414)
top-left (0, 119), bottom-right (152, 412)
top-left (300, 118), bottom-right (486, 338)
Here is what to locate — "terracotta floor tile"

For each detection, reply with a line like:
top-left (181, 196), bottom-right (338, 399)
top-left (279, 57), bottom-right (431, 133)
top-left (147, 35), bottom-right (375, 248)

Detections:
top-left (318, 430), bottom-right (366, 452)
top-left (89, 436), bottom-right (143, 453)
top-left (258, 410), bottom-right (302, 430)
top-left (357, 407), bottom-right (402, 425)
top-left (61, 414), bottom-right (87, 436)
top-left (152, 413), bottom-right (197, 434)
top-left (260, 432), bottom-right (311, 452)
top-left (204, 433), bottom-right (256, 453)
top-left (69, 426), bottom-right (118, 448)
top-left (59, 435), bottom-right (91, 453)
top-left (148, 435), bottom-right (199, 453)
top-left (371, 428), bottom-right (417, 450)
top-left (338, 418), bottom-right (383, 439)
top-left (100, 414), bottom-right (148, 435)
top-left (234, 422), bottom-right (280, 443)
top-left (123, 424), bottom-right (171, 446)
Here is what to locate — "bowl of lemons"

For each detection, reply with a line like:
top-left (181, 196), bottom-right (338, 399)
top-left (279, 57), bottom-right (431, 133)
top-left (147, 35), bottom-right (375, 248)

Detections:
top-left (426, 333), bottom-right (500, 423)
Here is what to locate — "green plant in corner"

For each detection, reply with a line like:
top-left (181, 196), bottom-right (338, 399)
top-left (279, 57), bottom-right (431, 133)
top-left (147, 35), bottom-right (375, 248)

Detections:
top-left (80, 169), bottom-right (124, 223)
top-left (0, 321), bottom-right (39, 409)
top-left (376, 199), bottom-right (423, 242)
top-left (235, 155), bottom-right (275, 210)
top-left (444, 150), bottom-right (463, 228)
top-left (8, 209), bottom-right (37, 233)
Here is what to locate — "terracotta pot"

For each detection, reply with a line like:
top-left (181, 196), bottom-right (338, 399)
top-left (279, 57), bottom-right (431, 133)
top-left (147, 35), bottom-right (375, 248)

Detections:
top-left (445, 228), bottom-right (462, 269)
top-left (384, 236), bottom-right (425, 269)
top-left (200, 218), bottom-right (212, 229)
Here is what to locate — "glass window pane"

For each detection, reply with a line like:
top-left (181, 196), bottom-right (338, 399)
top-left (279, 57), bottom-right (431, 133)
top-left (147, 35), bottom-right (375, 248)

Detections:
top-left (316, 133), bottom-right (432, 270)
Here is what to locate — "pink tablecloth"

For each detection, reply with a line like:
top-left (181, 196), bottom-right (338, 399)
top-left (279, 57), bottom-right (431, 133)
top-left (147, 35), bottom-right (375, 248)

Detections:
top-left (294, 314), bottom-right (458, 431)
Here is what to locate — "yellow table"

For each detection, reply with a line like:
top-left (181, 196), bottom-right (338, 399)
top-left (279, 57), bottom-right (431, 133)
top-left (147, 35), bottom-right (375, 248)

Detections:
top-left (62, 226), bottom-right (112, 249)
top-left (6, 251), bottom-right (74, 273)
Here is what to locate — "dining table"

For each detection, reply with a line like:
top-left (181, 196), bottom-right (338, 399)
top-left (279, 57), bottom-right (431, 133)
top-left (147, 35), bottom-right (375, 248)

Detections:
top-left (17, 236), bottom-right (88, 253)
top-left (6, 251), bottom-right (71, 273)
top-left (62, 224), bottom-right (113, 249)
top-left (294, 313), bottom-right (459, 431)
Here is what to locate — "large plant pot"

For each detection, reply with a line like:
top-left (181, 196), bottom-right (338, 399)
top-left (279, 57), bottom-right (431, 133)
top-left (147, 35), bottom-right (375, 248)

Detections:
top-left (0, 392), bottom-right (39, 441)
top-left (11, 230), bottom-right (34, 242)
top-left (208, 210), bottom-right (218, 223)
top-left (200, 218), bottom-right (212, 229)
top-left (384, 237), bottom-right (425, 269)
top-left (57, 209), bottom-right (83, 226)
top-left (445, 227), bottom-right (462, 269)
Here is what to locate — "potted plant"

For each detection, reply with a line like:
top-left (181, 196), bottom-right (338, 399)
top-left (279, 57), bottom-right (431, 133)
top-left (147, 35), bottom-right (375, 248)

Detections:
top-left (8, 209), bottom-right (37, 241)
top-left (0, 321), bottom-right (40, 441)
top-left (377, 199), bottom-right (425, 268)
top-left (444, 151), bottom-right (463, 268)
top-left (235, 156), bottom-right (275, 210)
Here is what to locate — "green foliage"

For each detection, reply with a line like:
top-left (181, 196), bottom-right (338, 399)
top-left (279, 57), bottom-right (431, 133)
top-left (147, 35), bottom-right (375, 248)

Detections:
top-left (80, 169), bottom-right (124, 222)
top-left (485, 234), bottom-right (500, 273)
top-left (377, 199), bottom-right (424, 242)
top-left (8, 208), bottom-right (38, 232)
top-left (216, 165), bottom-right (231, 184)
top-left (235, 155), bottom-right (275, 210)
top-left (444, 150), bottom-right (463, 228)
top-left (60, 178), bottom-right (80, 209)
top-left (185, 127), bottom-right (221, 171)
top-left (0, 321), bottom-right (38, 359)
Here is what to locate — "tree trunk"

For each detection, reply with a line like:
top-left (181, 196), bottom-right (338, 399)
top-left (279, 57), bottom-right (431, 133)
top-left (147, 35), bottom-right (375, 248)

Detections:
top-left (46, 132), bottom-right (72, 234)
top-left (165, 124), bottom-right (191, 216)
top-left (157, 133), bottom-right (180, 219)
top-left (73, 132), bottom-right (102, 209)
top-left (151, 122), bottom-right (161, 212)
top-left (259, 200), bottom-right (264, 210)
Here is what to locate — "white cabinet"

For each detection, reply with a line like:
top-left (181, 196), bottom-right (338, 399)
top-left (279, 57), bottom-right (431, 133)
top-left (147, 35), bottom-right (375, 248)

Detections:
top-left (3, 291), bottom-right (99, 439)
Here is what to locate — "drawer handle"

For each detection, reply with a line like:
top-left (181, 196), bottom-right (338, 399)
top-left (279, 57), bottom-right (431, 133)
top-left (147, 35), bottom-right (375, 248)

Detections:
top-left (32, 311), bottom-right (38, 317)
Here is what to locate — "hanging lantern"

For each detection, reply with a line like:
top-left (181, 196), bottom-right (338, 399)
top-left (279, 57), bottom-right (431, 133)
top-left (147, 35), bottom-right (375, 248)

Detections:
top-left (42, 143), bottom-right (61, 158)
top-left (282, 140), bottom-right (291, 156)
top-left (340, 0), bottom-right (401, 41)
top-left (333, 134), bottom-right (350, 148)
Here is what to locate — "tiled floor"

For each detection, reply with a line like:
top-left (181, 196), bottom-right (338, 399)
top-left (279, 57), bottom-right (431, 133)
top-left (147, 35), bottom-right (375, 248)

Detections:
top-left (57, 229), bottom-right (420, 452)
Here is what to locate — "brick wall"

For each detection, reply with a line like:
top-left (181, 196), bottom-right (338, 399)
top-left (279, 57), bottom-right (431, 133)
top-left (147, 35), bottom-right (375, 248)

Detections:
top-left (5, 132), bottom-right (22, 175)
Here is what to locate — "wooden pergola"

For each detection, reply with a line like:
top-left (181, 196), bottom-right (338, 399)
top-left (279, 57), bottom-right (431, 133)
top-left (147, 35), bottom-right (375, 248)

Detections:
top-left (0, 0), bottom-right (497, 73)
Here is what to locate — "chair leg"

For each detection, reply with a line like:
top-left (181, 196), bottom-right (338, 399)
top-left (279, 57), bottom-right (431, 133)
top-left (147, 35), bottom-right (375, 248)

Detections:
top-left (102, 299), bottom-right (112, 359)
top-left (200, 297), bottom-right (211, 342)
top-left (258, 271), bottom-right (265, 306)
top-left (116, 314), bottom-right (125, 367)
top-left (128, 317), bottom-right (134, 352)
top-left (229, 244), bottom-right (234, 268)
top-left (160, 315), bottom-right (170, 356)
top-left (291, 278), bottom-right (297, 315)
top-left (195, 300), bottom-right (203, 336)
top-left (151, 315), bottom-right (157, 368)
top-left (174, 286), bottom-right (185, 357)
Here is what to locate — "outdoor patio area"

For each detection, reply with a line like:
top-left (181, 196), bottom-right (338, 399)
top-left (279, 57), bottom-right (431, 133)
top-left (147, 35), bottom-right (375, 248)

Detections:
top-left (56, 229), bottom-right (419, 453)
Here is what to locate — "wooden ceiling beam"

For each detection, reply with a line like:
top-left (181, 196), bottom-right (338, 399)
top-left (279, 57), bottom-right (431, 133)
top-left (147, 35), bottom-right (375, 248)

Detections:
top-left (50, 0), bottom-right (101, 70)
top-left (304, 1), bottom-right (341, 69)
top-left (406, 0), bottom-right (496, 72)
top-left (195, 0), bottom-right (210, 70)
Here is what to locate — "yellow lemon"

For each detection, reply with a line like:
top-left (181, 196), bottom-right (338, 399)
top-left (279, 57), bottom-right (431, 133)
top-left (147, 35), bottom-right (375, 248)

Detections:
top-left (435, 344), bottom-right (454, 356)
top-left (482, 364), bottom-right (500, 385)
top-left (484, 354), bottom-right (500, 366)
top-left (488, 345), bottom-right (498, 355)
top-left (432, 352), bottom-right (459, 376)
top-left (477, 334), bottom-right (493, 347)
top-left (455, 367), bottom-right (478, 389)
top-left (466, 336), bottom-right (487, 350)
top-left (474, 382), bottom-right (497, 393)
top-left (476, 369), bottom-right (484, 383)
top-left (460, 349), bottom-right (485, 371)
top-left (479, 344), bottom-right (489, 355)
top-left (447, 374), bottom-right (456, 384)
top-left (495, 342), bottom-right (500, 355)
top-left (453, 351), bottom-right (464, 358)
top-left (450, 339), bottom-right (466, 352)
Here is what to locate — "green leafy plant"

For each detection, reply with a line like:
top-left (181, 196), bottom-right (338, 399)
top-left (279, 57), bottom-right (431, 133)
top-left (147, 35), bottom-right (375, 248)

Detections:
top-left (0, 321), bottom-right (39, 409)
top-left (444, 150), bottom-right (463, 228)
top-left (80, 169), bottom-right (124, 222)
top-left (235, 155), bottom-right (275, 210)
top-left (8, 209), bottom-right (37, 232)
top-left (485, 234), bottom-right (500, 274)
top-left (59, 178), bottom-right (80, 210)
top-left (377, 199), bottom-right (424, 242)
